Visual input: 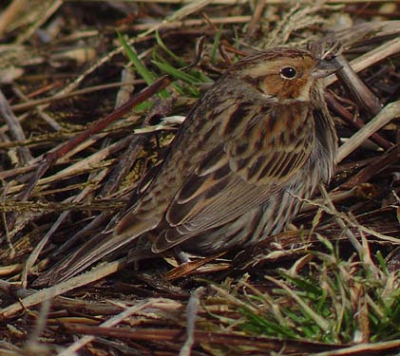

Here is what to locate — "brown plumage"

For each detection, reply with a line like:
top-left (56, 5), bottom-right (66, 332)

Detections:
top-left (37, 47), bottom-right (340, 284)
top-left (115, 47), bottom-right (339, 255)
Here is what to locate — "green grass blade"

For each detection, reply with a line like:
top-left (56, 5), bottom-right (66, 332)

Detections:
top-left (211, 25), bottom-right (223, 62)
top-left (118, 32), bottom-right (155, 85)
top-left (155, 31), bottom-right (187, 66)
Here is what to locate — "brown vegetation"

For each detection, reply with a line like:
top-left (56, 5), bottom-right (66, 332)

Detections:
top-left (0, 1), bottom-right (399, 355)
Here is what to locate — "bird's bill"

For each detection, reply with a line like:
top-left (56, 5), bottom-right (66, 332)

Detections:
top-left (312, 58), bottom-right (342, 78)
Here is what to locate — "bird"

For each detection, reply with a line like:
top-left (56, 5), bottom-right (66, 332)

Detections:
top-left (36, 46), bottom-right (341, 284)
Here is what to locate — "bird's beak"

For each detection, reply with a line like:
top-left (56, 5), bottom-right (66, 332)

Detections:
top-left (312, 58), bottom-right (342, 78)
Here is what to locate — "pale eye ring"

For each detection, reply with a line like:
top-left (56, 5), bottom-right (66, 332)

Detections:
top-left (280, 66), bottom-right (297, 79)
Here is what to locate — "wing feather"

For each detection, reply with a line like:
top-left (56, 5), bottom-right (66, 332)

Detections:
top-left (154, 103), bottom-right (314, 252)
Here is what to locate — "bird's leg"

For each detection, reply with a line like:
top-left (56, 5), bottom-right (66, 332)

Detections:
top-left (173, 247), bottom-right (192, 264)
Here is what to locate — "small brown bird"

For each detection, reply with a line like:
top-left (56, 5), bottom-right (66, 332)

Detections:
top-left (115, 47), bottom-right (340, 256)
top-left (38, 46), bottom-right (340, 284)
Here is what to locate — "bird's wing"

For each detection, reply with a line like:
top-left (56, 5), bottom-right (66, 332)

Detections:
top-left (153, 103), bottom-right (314, 252)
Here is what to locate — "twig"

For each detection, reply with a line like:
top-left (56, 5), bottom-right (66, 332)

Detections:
top-left (180, 287), bottom-right (205, 356)
top-left (132, 16), bottom-right (252, 32)
top-left (58, 298), bottom-right (180, 356)
top-left (319, 184), bottom-right (364, 256)
top-left (245, 0), bottom-right (267, 39)
top-left (16, 0), bottom-right (62, 44)
top-left (0, 257), bottom-right (128, 320)
top-left (16, 75), bottom-right (171, 201)
top-left (325, 37), bottom-right (400, 86)
top-left (20, 169), bottom-right (110, 288)
top-left (0, 0), bottom-right (28, 35)
top-left (326, 92), bottom-right (392, 151)
top-left (337, 101), bottom-right (400, 163)
top-left (10, 81), bottom-right (141, 112)
top-left (0, 89), bottom-right (33, 165)
top-left (333, 54), bottom-right (381, 117)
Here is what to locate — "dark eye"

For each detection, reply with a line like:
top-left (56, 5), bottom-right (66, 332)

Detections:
top-left (280, 67), bottom-right (297, 79)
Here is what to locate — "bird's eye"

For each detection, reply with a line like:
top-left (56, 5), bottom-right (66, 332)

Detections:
top-left (280, 67), bottom-right (297, 79)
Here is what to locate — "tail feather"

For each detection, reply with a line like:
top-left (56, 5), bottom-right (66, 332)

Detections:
top-left (34, 215), bottom-right (159, 286)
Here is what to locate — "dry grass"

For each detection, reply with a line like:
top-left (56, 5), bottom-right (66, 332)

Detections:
top-left (0, 1), bottom-right (399, 355)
